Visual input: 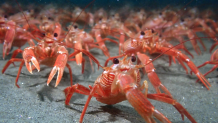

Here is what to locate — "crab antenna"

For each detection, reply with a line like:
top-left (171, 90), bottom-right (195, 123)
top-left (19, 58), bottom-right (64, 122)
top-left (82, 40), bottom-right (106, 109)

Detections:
top-left (65, 0), bottom-right (96, 38)
top-left (15, 0), bottom-right (31, 31)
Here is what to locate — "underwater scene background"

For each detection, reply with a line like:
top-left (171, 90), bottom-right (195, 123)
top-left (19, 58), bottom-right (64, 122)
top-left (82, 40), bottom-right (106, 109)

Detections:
top-left (0, 0), bottom-right (218, 122)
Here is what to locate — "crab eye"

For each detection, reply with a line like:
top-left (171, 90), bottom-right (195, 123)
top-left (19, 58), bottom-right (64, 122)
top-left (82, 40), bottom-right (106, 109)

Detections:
top-left (42, 33), bottom-right (45, 37)
top-left (54, 33), bottom-right (58, 37)
top-left (131, 56), bottom-right (136, 62)
top-left (48, 17), bottom-right (52, 20)
top-left (74, 25), bottom-right (78, 29)
top-left (140, 31), bottom-right (145, 35)
top-left (159, 34), bottom-right (162, 38)
top-left (4, 15), bottom-right (8, 18)
top-left (113, 58), bottom-right (119, 64)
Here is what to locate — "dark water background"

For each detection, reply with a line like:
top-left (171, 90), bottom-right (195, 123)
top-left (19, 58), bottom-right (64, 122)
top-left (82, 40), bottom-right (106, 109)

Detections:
top-left (2, 0), bottom-right (218, 10)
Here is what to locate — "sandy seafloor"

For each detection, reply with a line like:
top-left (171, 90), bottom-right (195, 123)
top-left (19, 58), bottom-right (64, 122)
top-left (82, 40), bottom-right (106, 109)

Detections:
top-left (0, 33), bottom-right (217, 123)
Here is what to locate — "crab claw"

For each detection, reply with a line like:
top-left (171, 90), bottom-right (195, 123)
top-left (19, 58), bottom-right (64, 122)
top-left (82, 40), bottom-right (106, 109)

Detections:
top-left (23, 48), bottom-right (40, 74)
top-left (74, 40), bottom-right (83, 65)
top-left (75, 52), bottom-right (83, 65)
top-left (25, 57), bottom-right (40, 74)
top-left (3, 42), bottom-right (9, 59)
top-left (47, 52), bottom-right (68, 87)
top-left (3, 20), bottom-right (16, 59)
top-left (47, 66), bottom-right (64, 87)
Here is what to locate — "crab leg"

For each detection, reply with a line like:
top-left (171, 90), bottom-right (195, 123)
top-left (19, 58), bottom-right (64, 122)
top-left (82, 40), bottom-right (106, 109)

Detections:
top-left (95, 30), bottom-right (110, 57)
top-left (155, 46), bottom-right (211, 89)
top-left (193, 18), bottom-right (217, 44)
top-left (173, 36), bottom-right (194, 58)
top-left (68, 58), bottom-right (85, 74)
top-left (69, 49), bottom-right (102, 69)
top-left (182, 30), bottom-right (202, 55)
top-left (66, 63), bottom-right (73, 86)
top-left (64, 84), bottom-right (93, 105)
top-left (210, 42), bottom-right (218, 53)
top-left (11, 49), bottom-right (23, 58)
top-left (165, 28), bottom-right (203, 55)
top-left (2, 58), bottom-right (24, 88)
top-left (85, 44), bottom-right (94, 71)
top-left (193, 49), bottom-right (218, 82)
top-left (79, 85), bottom-right (98, 123)
top-left (15, 60), bottom-right (25, 88)
top-left (118, 30), bottom-right (125, 55)
top-left (196, 60), bottom-right (218, 76)
top-left (100, 38), bottom-right (119, 44)
top-left (147, 93), bottom-right (197, 123)
top-left (9, 49), bottom-right (23, 67)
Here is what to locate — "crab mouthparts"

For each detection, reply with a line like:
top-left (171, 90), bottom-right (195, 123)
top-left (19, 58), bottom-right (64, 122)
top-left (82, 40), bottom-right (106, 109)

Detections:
top-left (120, 68), bottom-right (129, 71)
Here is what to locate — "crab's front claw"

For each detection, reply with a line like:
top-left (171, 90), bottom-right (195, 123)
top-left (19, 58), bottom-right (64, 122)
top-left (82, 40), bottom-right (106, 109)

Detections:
top-left (74, 41), bottom-right (83, 65)
top-left (47, 53), bottom-right (68, 87)
top-left (3, 21), bottom-right (16, 59)
top-left (3, 42), bottom-right (10, 59)
top-left (23, 48), bottom-right (40, 74)
top-left (75, 52), bottom-right (83, 65)
top-left (118, 74), bottom-right (171, 123)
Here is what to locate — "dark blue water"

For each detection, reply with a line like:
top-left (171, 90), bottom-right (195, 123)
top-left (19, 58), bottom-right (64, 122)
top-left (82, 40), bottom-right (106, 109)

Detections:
top-left (2, 0), bottom-right (218, 10)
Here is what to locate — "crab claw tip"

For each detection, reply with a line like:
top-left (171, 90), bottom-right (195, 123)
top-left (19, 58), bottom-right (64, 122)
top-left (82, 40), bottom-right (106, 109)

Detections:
top-left (55, 83), bottom-right (59, 87)
top-left (31, 57), bottom-right (40, 72)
